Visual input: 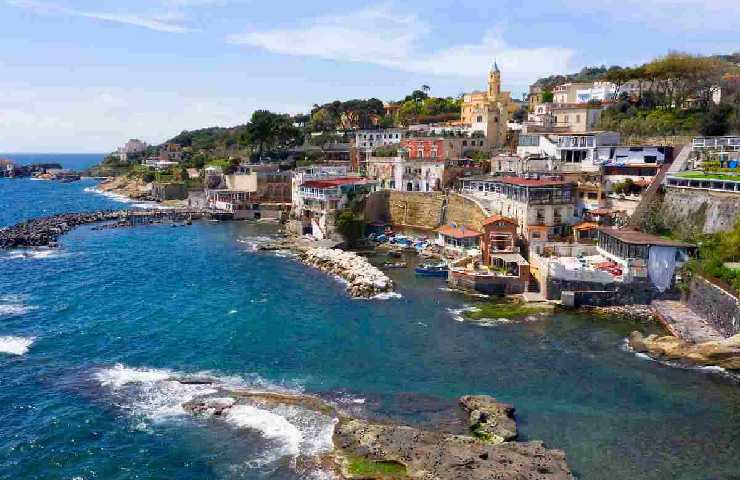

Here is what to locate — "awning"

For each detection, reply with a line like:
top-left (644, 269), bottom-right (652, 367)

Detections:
top-left (490, 253), bottom-right (529, 265)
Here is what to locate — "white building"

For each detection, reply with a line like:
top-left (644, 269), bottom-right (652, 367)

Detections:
top-left (365, 156), bottom-right (445, 192)
top-left (115, 139), bottom-right (148, 162)
top-left (355, 129), bottom-right (405, 149)
top-left (554, 132), bottom-right (621, 172)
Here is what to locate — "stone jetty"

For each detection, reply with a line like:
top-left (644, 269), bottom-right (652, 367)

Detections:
top-left (297, 247), bottom-right (395, 298)
top-left (0, 211), bottom-right (127, 248)
top-left (0, 209), bottom-right (200, 249)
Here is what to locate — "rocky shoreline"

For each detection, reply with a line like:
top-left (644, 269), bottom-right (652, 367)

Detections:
top-left (176, 377), bottom-right (574, 479)
top-left (0, 211), bottom-right (128, 248)
top-left (97, 176), bottom-right (153, 201)
top-left (628, 331), bottom-right (740, 371)
top-left (297, 247), bottom-right (395, 298)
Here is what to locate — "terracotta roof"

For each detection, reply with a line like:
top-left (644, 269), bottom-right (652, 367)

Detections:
top-left (482, 215), bottom-right (517, 226)
top-left (437, 224), bottom-right (481, 239)
top-left (302, 177), bottom-right (371, 189)
top-left (589, 208), bottom-right (613, 215)
top-left (573, 221), bottom-right (599, 231)
top-left (501, 176), bottom-right (570, 187)
top-left (597, 228), bottom-right (694, 248)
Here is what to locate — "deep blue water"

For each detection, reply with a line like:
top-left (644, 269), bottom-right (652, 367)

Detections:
top-left (1, 178), bottom-right (740, 479)
top-left (0, 153), bottom-right (104, 171)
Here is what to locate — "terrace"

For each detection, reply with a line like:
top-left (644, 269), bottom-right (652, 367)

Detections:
top-left (666, 172), bottom-right (740, 192)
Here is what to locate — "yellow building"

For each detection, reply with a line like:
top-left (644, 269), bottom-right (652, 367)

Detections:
top-left (461, 61), bottom-right (512, 147)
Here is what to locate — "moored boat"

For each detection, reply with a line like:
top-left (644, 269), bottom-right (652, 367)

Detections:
top-left (414, 262), bottom-right (449, 277)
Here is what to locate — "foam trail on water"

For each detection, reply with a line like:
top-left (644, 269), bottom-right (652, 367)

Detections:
top-left (0, 336), bottom-right (35, 355)
top-left (83, 186), bottom-right (134, 204)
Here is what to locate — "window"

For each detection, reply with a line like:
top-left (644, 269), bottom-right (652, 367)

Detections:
top-left (644, 155), bottom-right (657, 163)
top-left (476, 115), bottom-right (483, 123)
top-left (575, 114), bottom-right (581, 123)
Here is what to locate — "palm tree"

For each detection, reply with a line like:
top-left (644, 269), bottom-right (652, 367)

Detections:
top-left (421, 85), bottom-right (431, 95)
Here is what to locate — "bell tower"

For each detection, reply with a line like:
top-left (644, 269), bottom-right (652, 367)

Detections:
top-left (488, 60), bottom-right (501, 100)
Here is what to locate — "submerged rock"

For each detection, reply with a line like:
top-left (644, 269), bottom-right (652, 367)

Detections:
top-left (628, 331), bottom-right (740, 370)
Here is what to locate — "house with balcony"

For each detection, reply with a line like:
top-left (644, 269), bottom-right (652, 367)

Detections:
top-left (554, 132), bottom-right (620, 172)
top-left (436, 224), bottom-right (481, 258)
top-left (291, 177), bottom-right (376, 240)
top-left (447, 215), bottom-right (531, 294)
top-left (355, 129), bottom-right (405, 149)
top-left (460, 175), bottom-right (578, 243)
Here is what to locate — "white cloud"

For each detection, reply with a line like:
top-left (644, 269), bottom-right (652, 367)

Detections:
top-left (79, 11), bottom-right (194, 33)
top-left (0, 83), bottom-right (299, 152)
top-left (227, 5), bottom-right (574, 91)
top-left (6, 0), bottom-right (196, 33)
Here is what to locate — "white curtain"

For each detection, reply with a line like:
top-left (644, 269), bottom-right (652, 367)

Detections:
top-left (648, 246), bottom-right (676, 292)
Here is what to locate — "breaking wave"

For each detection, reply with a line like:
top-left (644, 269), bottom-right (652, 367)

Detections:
top-left (83, 186), bottom-right (134, 204)
top-left (0, 294), bottom-right (37, 317)
top-left (0, 336), bottom-right (35, 356)
top-left (93, 364), bottom-right (336, 465)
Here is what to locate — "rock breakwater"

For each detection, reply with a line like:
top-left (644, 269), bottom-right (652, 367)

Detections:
top-left (0, 211), bottom-right (127, 248)
top-left (297, 248), bottom-right (395, 298)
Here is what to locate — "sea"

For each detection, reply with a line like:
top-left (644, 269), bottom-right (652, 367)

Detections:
top-left (1, 154), bottom-right (739, 479)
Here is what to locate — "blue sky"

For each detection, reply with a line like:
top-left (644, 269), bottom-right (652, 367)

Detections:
top-left (1, 0), bottom-right (738, 152)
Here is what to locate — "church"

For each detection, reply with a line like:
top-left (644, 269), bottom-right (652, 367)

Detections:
top-left (460, 61), bottom-right (512, 147)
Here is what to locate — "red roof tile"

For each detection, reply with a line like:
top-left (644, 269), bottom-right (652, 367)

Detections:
top-left (437, 224), bottom-right (481, 239)
top-left (482, 215), bottom-right (517, 226)
top-left (501, 176), bottom-right (570, 187)
top-left (302, 177), bottom-right (371, 189)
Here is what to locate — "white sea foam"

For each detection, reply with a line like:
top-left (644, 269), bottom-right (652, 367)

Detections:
top-left (236, 236), bottom-right (276, 252)
top-left (1, 248), bottom-right (65, 262)
top-left (367, 291), bottom-right (403, 301)
top-left (0, 294), bottom-right (37, 317)
top-left (228, 309), bottom-right (238, 315)
top-left (447, 305), bottom-right (480, 322)
top-left (225, 405), bottom-right (303, 457)
top-left (83, 186), bottom-right (134, 204)
top-left (0, 336), bottom-right (35, 355)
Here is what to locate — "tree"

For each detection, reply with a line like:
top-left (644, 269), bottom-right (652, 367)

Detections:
top-left (699, 104), bottom-right (732, 136)
top-left (246, 110), bottom-right (302, 161)
top-left (604, 66), bottom-right (633, 101)
top-left (335, 210), bottom-right (364, 247)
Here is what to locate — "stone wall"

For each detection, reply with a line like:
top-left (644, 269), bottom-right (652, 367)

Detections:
top-left (687, 276), bottom-right (740, 338)
top-left (661, 187), bottom-right (740, 235)
top-left (445, 193), bottom-right (489, 232)
top-left (546, 278), bottom-right (678, 305)
top-left (364, 191), bottom-right (445, 230)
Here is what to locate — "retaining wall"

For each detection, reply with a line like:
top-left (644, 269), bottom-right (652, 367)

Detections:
top-left (661, 187), bottom-right (740, 235)
top-left (687, 276), bottom-right (740, 338)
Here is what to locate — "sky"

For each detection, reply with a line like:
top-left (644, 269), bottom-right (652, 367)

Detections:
top-left (0, 0), bottom-right (738, 152)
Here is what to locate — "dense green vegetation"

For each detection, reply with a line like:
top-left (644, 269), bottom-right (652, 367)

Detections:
top-left (596, 53), bottom-right (740, 136)
top-left (335, 209), bottom-right (365, 247)
top-left (532, 66), bottom-right (609, 90)
top-left (683, 219), bottom-right (740, 295)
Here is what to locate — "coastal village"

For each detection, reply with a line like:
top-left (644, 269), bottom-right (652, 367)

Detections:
top-left (3, 54), bottom-right (740, 375)
top-left (2, 50), bottom-right (740, 480)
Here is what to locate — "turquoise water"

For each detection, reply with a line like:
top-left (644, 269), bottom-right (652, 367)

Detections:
top-left (1, 177), bottom-right (740, 479)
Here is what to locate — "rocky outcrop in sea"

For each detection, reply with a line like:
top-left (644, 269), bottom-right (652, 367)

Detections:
top-left (297, 248), bottom-right (395, 298)
top-left (628, 331), bottom-right (740, 370)
top-left (175, 376), bottom-right (574, 480)
top-left (0, 211), bottom-right (127, 248)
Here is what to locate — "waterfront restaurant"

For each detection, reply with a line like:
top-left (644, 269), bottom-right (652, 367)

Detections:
top-left (436, 224), bottom-right (481, 258)
top-left (596, 227), bottom-right (695, 290)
